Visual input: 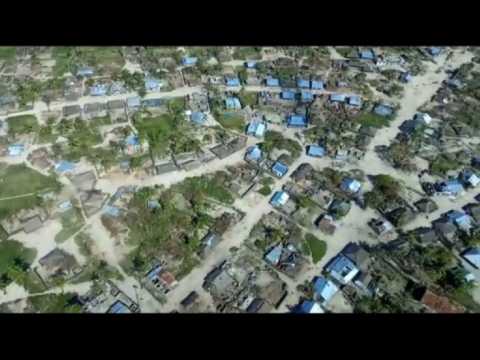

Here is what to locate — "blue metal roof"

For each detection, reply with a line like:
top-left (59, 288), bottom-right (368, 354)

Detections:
top-left (225, 97), bottom-right (242, 110)
top-left (373, 104), bottom-right (394, 117)
top-left (125, 134), bottom-right (140, 146)
top-left (307, 145), bottom-right (325, 157)
top-left (401, 72), bottom-right (413, 82)
top-left (301, 91), bottom-right (313, 102)
top-left (89, 84), bottom-right (108, 96)
top-left (182, 56), bottom-right (198, 65)
top-left (265, 244), bottom-right (283, 265)
top-left (297, 78), bottom-right (310, 88)
top-left (330, 93), bottom-right (347, 102)
top-left (348, 95), bottom-right (362, 107)
top-left (296, 300), bottom-right (322, 314)
top-left (359, 50), bottom-right (375, 60)
top-left (341, 178), bottom-right (361, 193)
top-left (109, 301), bottom-right (131, 314)
top-left (146, 264), bottom-right (163, 281)
top-left (311, 80), bottom-right (324, 90)
top-left (76, 67), bottom-right (95, 77)
top-left (246, 121), bottom-right (266, 137)
top-left (270, 191), bottom-right (289, 207)
top-left (281, 91), bottom-right (296, 100)
top-left (8, 144), bottom-right (25, 156)
top-left (127, 96), bottom-right (141, 108)
top-left (55, 160), bottom-right (75, 173)
top-left (287, 115), bottom-right (308, 128)
top-left (225, 76), bottom-right (240, 86)
top-left (246, 146), bottom-right (262, 161)
top-left (191, 111), bottom-right (207, 125)
top-left (313, 276), bottom-right (339, 303)
top-left (272, 161), bottom-right (289, 177)
top-left (266, 77), bottom-right (280, 87)
top-left (439, 180), bottom-right (464, 195)
top-left (145, 78), bottom-right (162, 91)
top-left (325, 254), bottom-right (359, 283)
top-left (104, 205), bottom-right (121, 217)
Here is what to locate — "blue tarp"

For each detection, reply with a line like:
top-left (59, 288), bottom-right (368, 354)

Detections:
top-left (428, 47), bottom-right (441, 56)
top-left (439, 180), bottom-right (464, 195)
top-left (125, 135), bottom-right (140, 146)
top-left (127, 96), bottom-right (141, 108)
top-left (341, 178), bottom-right (362, 193)
top-left (307, 145), bottom-right (325, 157)
top-left (104, 205), bottom-right (121, 217)
top-left (270, 191), bottom-right (289, 207)
top-left (245, 61), bottom-right (257, 68)
top-left (145, 78), bottom-right (162, 92)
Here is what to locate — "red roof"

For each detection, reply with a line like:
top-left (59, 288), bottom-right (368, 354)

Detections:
top-left (160, 271), bottom-right (177, 286)
top-left (421, 290), bottom-right (464, 314)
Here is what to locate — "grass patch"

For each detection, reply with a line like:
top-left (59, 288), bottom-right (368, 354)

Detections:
top-left (305, 233), bottom-right (327, 264)
top-left (0, 47), bottom-right (16, 63)
top-left (215, 111), bottom-right (246, 132)
top-left (258, 185), bottom-right (272, 196)
top-left (430, 154), bottom-right (461, 176)
top-left (28, 293), bottom-right (83, 313)
top-left (6, 115), bottom-right (39, 136)
top-left (74, 232), bottom-right (94, 257)
top-left (238, 91), bottom-right (258, 107)
top-left (55, 118), bottom-right (103, 161)
top-left (175, 255), bottom-right (200, 280)
top-left (261, 130), bottom-right (303, 161)
top-left (91, 115), bottom-right (113, 126)
top-left (356, 113), bottom-right (390, 128)
top-left (54, 208), bottom-right (85, 243)
top-left (0, 163), bottom-right (61, 220)
top-left (232, 47), bottom-right (262, 60)
top-left (450, 287), bottom-right (480, 313)
top-left (0, 239), bottom-right (37, 289)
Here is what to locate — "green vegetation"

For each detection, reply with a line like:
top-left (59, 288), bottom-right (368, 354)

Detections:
top-left (135, 103), bottom-right (200, 158)
top-left (261, 130), bottom-right (303, 161)
top-left (115, 70), bottom-right (146, 95)
top-left (74, 232), bottom-right (94, 257)
top-left (124, 174), bottom-right (234, 278)
top-left (14, 79), bottom-right (43, 107)
top-left (356, 113), bottom-right (390, 128)
top-left (76, 47), bottom-right (125, 70)
top-left (71, 259), bottom-right (124, 284)
top-left (305, 233), bottom-right (327, 264)
top-left (238, 89), bottom-right (258, 107)
top-left (6, 115), bottom-right (39, 136)
top-left (0, 47), bottom-right (16, 64)
top-left (0, 163), bottom-right (61, 220)
top-left (28, 292), bottom-right (82, 313)
top-left (430, 154), bottom-right (462, 176)
top-left (232, 47), bottom-right (262, 60)
top-left (54, 208), bottom-right (85, 243)
top-left (258, 185), bottom-right (272, 196)
top-left (55, 118), bottom-right (103, 161)
top-left (51, 47), bottom-right (76, 77)
top-left (365, 174), bottom-right (402, 209)
top-left (37, 118), bottom-right (57, 144)
top-left (0, 240), bottom-right (37, 289)
top-left (214, 111), bottom-right (246, 132)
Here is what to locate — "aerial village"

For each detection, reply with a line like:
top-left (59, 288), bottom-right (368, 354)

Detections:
top-left (1, 46), bottom-right (480, 313)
